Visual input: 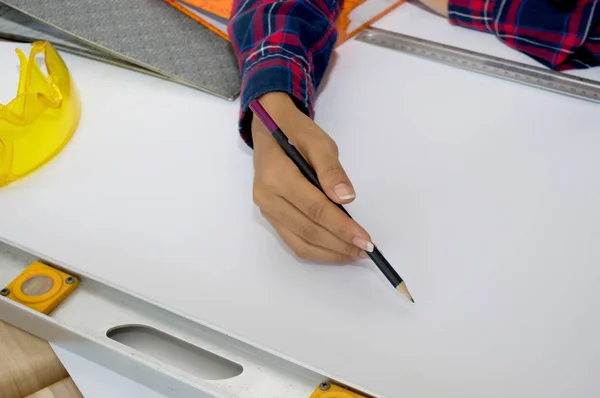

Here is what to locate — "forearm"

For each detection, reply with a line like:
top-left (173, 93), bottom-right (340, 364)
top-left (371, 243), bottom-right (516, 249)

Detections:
top-left (447, 0), bottom-right (600, 70)
top-left (418, 0), bottom-right (449, 17)
top-left (228, 0), bottom-right (342, 146)
top-left (415, 0), bottom-right (600, 72)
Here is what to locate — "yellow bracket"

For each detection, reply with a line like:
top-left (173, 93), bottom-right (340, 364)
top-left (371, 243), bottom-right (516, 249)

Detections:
top-left (310, 382), bottom-right (369, 398)
top-left (1, 262), bottom-right (78, 314)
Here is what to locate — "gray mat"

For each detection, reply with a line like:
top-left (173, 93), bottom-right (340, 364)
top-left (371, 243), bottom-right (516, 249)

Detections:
top-left (0, 0), bottom-right (241, 99)
top-left (0, 4), bottom-right (155, 75)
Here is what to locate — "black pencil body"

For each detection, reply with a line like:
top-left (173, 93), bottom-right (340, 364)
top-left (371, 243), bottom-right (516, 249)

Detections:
top-left (271, 129), bottom-right (404, 287)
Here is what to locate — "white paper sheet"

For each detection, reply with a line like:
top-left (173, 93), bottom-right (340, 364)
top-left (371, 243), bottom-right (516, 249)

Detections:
top-left (2, 4), bottom-right (600, 397)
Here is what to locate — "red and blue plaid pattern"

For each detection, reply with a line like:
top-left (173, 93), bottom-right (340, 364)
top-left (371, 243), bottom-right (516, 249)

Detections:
top-left (449, 0), bottom-right (600, 70)
top-left (228, 0), bottom-right (341, 146)
top-left (229, 0), bottom-right (600, 145)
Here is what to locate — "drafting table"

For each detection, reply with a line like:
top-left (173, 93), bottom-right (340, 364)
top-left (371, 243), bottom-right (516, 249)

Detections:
top-left (2, 3), bottom-right (600, 398)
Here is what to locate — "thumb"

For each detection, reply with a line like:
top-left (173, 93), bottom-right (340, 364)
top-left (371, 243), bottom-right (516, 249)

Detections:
top-left (302, 135), bottom-right (356, 204)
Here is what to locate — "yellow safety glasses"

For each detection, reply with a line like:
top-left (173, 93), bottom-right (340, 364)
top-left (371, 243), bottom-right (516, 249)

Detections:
top-left (0, 42), bottom-right (80, 188)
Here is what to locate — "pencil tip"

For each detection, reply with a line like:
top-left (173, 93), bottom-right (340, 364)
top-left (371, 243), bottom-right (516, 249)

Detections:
top-left (396, 282), bottom-right (414, 303)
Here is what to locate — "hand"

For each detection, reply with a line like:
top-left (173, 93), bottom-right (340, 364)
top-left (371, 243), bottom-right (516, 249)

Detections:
top-left (252, 92), bottom-right (373, 263)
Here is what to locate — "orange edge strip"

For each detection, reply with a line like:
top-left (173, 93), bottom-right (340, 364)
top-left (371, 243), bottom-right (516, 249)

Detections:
top-left (163, 0), bottom-right (231, 41)
top-left (164, 0), bottom-right (406, 45)
top-left (335, 0), bottom-right (406, 46)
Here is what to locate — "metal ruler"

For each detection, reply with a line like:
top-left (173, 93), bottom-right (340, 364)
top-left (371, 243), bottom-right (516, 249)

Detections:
top-left (357, 27), bottom-right (600, 104)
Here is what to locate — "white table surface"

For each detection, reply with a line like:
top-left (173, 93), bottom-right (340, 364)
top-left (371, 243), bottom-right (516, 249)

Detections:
top-left (3, 3), bottom-right (600, 398)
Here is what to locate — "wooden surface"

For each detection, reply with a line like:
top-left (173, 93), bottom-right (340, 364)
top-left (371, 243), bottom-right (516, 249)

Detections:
top-left (25, 378), bottom-right (82, 398)
top-left (0, 321), bottom-right (81, 398)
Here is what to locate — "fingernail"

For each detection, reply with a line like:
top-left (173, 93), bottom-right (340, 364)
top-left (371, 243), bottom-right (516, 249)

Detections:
top-left (334, 184), bottom-right (355, 200)
top-left (359, 251), bottom-right (370, 259)
top-left (352, 237), bottom-right (374, 252)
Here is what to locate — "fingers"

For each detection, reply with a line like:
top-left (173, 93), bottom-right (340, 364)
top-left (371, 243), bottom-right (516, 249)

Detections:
top-left (277, 170), bottom-right (373, 251)
top-left (262, 212), bottom-right (355, 264)
top-left (289, 123), bottom-right (356, 205)
top-left (254, 94), bottom-right (356, 205)
top-left (251, 93), bottom-right (374, 264)
top-left (252, 134), bottom-right (373, 255)
top-left (261, 197), bottom-right (364, 260)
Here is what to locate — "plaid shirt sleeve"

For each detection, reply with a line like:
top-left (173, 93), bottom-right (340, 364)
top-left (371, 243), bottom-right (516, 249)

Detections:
top-left (448, 0), bottom-right (600, 70)
top-left (228, 0), bottom-right (341, 147)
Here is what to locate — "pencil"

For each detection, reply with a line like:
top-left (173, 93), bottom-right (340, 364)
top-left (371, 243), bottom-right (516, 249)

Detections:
top-left (250, 100), bottom-right (414, 303)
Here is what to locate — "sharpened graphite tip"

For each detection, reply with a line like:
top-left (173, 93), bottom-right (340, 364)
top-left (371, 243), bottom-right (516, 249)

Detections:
top-left (396, 281), bottom-right (414, 303)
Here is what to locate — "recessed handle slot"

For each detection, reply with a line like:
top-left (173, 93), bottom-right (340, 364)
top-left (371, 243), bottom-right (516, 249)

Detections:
top-left (107, 324), bottom-right (243, 380)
